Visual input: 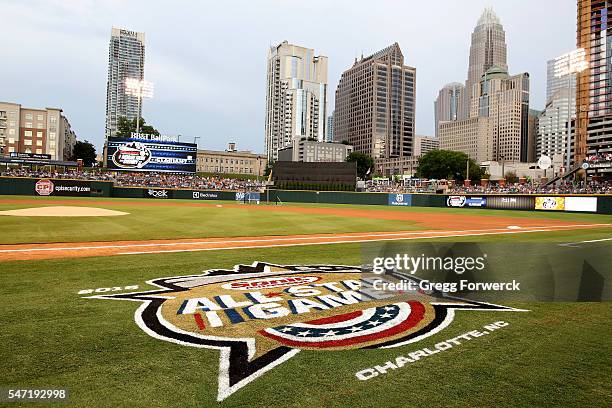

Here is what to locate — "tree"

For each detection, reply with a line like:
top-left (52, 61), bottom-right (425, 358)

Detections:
top-left (70, 140), bottom-right (97, 167)
top-left (116, 116), bottom-right (160, 138)
top-left (346, 152), bottom-right (374, 179)
top-left (504, 171), bottom-right (519, 183)
top-left (416, 150), bottom-right (484, 182)
top-left (264, 160), bottom-right (275, 177)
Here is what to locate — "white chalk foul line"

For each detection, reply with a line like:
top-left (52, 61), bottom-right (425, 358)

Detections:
top-left (574, 237), bottom-right (612, 243)
top-left (118, 225), bottom-right (612, 255)
top-left (558, 236), bottom-right (612, 247)
top-left (0, 224), bottom-right (609, 255)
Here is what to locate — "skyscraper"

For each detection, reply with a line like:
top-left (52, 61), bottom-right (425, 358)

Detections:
top-left (546, 58), bottom-right (577, 103)
top-left (465, 8), bottom-right (508, 117)
top-left (537, 89), bottom-right (574, 160)
top-left (537, 53), bottom-right (577, 162)
top-left (576, 0), bottom-right (612, 167)
top-left (334, 43), bottom-right (416, 160)
top-left (105, 27), bottom-right (145, 139)
top-left (440, 66), bottom-right (530, 163)
top-left (472, 67), bottom-right (530, 162)
top-left (326, 112), bottom-right (334, 142)
top-left (527, 109), bottom-right (541, 163)
top-left (434, 83), bottom-right (465, 136)
top-left (264, 41), bottom-right (328, 161)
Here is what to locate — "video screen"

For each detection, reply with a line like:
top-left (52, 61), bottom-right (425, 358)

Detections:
top-left (106, 137), bottom-right (196, 173)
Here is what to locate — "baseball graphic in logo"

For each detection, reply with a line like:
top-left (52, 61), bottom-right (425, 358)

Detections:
top-left (35, 179), bottom-right (54, 196)
top-left (535, 197), bottom-right (565, 211)
top-left (112, 141), bottom-right (152, 169)
top-left (87, 262), bottom-right (524, 401)
top-left (542, 198), bottom-right (557, 209)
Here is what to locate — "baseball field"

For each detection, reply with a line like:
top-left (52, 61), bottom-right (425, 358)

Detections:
top-left (1, 195), bottom-right (611, 407)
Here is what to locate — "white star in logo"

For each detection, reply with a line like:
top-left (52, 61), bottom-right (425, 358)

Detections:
top-left (279, 327), bottom-right (293, 333)
top-left (380, 312), bottom-right (393, 319)
top-left (297, 330), bottom-right (312, 337)
top-left (348, 326), bottom-right (363, 332)
top-left (367, 320), bottom-right (381, 326)
top-left (383, 306), bottom-right (395, 311)
top-left (322, 330), bottom-right (338, 337)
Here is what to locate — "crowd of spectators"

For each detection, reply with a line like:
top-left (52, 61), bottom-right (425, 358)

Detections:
top-left (1, 167), bottom-right (610, 194)
top-left (0, 168), bottom-right (264, 191)
top-left (447, 180), bottom-right (612, 195)
top-left (365, 179), bottom-right (612, 195)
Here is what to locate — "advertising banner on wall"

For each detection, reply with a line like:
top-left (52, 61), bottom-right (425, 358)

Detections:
top-left (192, 191), bottom-right (221, 200)
top-left (446, 196), bottom-right (467, 207)
top-left (106, 137), bottom-right (197, 173)
top-left (144, 188), bottom-right (173, 199)
top-left (388, 193), bottom-right (412, 206)
top-left (564, 196), bottom-right (598, 212)
top-left (446, 196), bottom-right (487, 208)
top-left (535, 197), bottom-right (565, 211)
top-left (35, 179), bottom-right (93, 197)
top-left (11, 152), bottom-right (52, 160)
top-left (465, 197), bottom-right (487, 207)
top-left (485, 196), bottom-right (535, 210)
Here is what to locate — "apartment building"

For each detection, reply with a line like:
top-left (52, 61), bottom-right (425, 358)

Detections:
top-left (0, 101), bottom-right (76, 160)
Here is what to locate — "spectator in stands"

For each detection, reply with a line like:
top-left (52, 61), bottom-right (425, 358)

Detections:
top-left (1, 167), bottom-right (609, 194)
top-left (0, 168), bottom-right (264, 191)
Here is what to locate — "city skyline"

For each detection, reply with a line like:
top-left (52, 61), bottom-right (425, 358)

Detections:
top-left (1, 0), bottom-right (575, 153)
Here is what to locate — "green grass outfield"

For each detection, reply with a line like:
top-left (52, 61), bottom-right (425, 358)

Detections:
top-left (0, 195), bottom-right (611, 245)
top-left (0, 196), bottom-right (423, 244)
top-left (0, 197), bottom-right (611, 407)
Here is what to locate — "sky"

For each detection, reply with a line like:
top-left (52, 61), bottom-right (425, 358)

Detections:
top-left (1, 0), bottom-right (576, 154)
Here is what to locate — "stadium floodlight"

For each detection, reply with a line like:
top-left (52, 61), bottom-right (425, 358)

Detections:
top-left (125, 78), bottom-right (154, 136)
top-left (553, 49), bottom-right (588, 169)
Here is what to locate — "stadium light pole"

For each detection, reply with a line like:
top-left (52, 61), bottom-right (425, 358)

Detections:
top-left (193, 136), bottom-right (200, 146)
top-left (554, 49), bottom-right (587, 170)
top-left (125, 78), bottom-right (154, 136)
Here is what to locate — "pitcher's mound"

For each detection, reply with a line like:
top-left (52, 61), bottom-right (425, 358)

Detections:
top-left (0, 206), bottom-right (129, 217)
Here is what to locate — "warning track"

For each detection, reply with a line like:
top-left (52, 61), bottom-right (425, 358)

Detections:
top-left (0, 223), bottom-right (609, 262)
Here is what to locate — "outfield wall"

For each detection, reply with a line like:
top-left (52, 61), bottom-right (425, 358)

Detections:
top-left (112, 186), bottom-right (242, 201)
top-left (0, 176), bottom-right (113, 197)
top-left (267, 190), bottom-right (611, 214)
top-left (0, 177), bottom-right (610, 214)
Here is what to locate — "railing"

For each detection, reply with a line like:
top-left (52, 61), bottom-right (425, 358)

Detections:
top-left (544, 163), bottom-right (585, 187)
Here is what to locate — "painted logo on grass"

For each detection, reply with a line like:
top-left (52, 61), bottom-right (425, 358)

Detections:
top-left (88, 262), bottom-right (523, 401)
